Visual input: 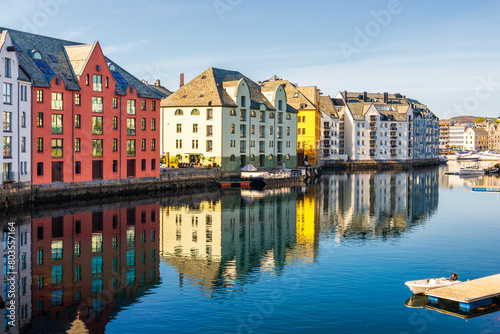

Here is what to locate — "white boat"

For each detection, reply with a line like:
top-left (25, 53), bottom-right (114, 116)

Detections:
top-left (459, 165), bottom-right (485, 176)
top-left (439, 156), bottom-right (448, 163)
top-left (405, 273), bottom-right (460, 294)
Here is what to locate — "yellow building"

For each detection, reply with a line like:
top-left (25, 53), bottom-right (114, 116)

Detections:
top-left (295, 187), bottom-right (319, 261)
top-left (261, 77), bottom-right (321, 165)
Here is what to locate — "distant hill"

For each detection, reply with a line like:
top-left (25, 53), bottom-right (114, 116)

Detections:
top-left (443, 115), bottom-right (481, 124)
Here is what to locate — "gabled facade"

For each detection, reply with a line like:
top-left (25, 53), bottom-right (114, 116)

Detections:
top-left (161, 68), bottom-right (297, 171)
top-left (407, 99), bottom-right (439, 160)
top-left (0, 27), bottom-right (162, 184)
top-left (1, 30), bottom-right (31, 183)
top-left (319, 95), bottom-right (347, 161)
top-left (464, 126), bottom-right (488, 151)
top-left (488, 124), bottom-right (500, 151)
top-left (260, 77), bottom-right (321, 165)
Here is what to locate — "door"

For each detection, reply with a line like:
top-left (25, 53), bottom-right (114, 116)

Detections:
top-left (127, 159), bottom-right (136, 178)
top-left (51, 162), bottom-right (63, 182)
top-left (92, 160), bottom-right (103, 180)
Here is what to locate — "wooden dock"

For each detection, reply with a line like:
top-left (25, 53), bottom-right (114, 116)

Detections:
top-left (425, 274), bottom-right (500, 303)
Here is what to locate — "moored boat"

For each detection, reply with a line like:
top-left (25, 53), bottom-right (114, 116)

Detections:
top-left (459, 165), bottom-right (485, 176)
top-left (405, 273), bottom-right (460, 294)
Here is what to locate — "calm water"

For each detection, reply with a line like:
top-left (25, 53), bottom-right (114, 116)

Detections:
top-left (2, 166), bottom-right (500, 334)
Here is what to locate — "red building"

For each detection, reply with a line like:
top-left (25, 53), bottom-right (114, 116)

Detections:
top-left (31, 203), bottom-right (160, 333)
top-left (0, 28), bottom-right (163, 184)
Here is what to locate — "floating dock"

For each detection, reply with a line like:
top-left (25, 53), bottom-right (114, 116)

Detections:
top-left (217, 181), bottom-right (250, 189)
top-left (425, 274), bottom-right (500, 311)
top-left (444, 171), bottom-right (459, 175)
top-left (472, 187), bottom-right (500, 192)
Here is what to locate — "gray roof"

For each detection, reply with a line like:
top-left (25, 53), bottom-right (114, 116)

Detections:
top-left (0, 27), bottom-right (162, 99)
top-left (162, 67), bottom-right (275, 110)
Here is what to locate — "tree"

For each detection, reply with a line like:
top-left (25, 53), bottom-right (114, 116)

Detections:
top-left (474, 117), bottom-right (486, 123)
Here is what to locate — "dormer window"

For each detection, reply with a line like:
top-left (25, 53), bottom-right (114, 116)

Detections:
top-left (109, 64), bottom-right (116, 71)
top-left (33, 52), bottom-right (42, 60)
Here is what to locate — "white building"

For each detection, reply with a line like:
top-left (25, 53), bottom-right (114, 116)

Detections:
top-left (332, 91), bottom-right (438, 162)
top-left (320, 95), bottom-right (347, 160)
top-left (449, 124), bottom-right (471, 150)
top-left (1, 30), bottom-right (31, 183)
top-left (161, 68), bottom-right (297, 170)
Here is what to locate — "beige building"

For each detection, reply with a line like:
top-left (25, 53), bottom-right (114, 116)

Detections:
top-left (488, 124), bottom-right (500, 150)
top-left (439, 121), bottom-right (451, 151)
top-left (464, 127), bottom-right (488, 151)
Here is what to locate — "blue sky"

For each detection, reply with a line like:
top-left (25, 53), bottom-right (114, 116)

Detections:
top-left (3, 0), bottom-right (500, 119)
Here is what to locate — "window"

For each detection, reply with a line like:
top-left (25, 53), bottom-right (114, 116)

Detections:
top-left (206, 125), bottom-right (213, 137)
top-left (113, 116), bottom-right (118, 129)
top-left (240, 109), bottom-right (246, 121)
top-left (286, 113), bottom-right (291, 120)
top-left (251, 110), bottom-right (256, 117)
top-left (52, 265), bottom-right (63, 284)
top-left (37, 162), bottom-right (43, 176)
top-left (86, 74), bottom-right (89, 86)
top-left (127, 118), bottom-right (136, 135)
top-left (240, 125), bottom-right (246, 138)
top-left (287, 127), bottom-right (290, 136)
top-left (278, 100), bottom-right (283, 110)
top-left (151, 118), bottom-right (156, 130)
top-left (175, 109), bottom-right (183, 115)
top-left (260, 111), bottom-right (265, 122)
top-left (51, 139), bottom-right (63, 158)
top-left (75, 161), bottom-right (81, 174)
top-left (191, 108), bottom-right (200, 115)
top-left (140, 117), bottom-right (146, 130)
top-left (5, 58), bottom-right (11, 78)
top-left (3, 112), bottom-right (11, 131)
top-left (37, 90), bottom-right (43, 103)
top-left (230, 109), bottom-right (237, 116)
top-left (151, 100), bottom-right (156, 111)
top-left (3, 83), bottom-right (12, 104)
top-left (106, 76), bottom-right (109, 88)
top-left (241, 96), bottom-right (246, 107)
top-left (21, 112), bottom-right (26, 128)
top-left (278, 112), bottom-right (283, 123)
top-left (51, 92), bottom-right (63, 110)
top-left (141, 159), bottom-right (146, 171)
top-left (3, 136), bottom-right (11, 157)
top-left (51, 240), bottom-right (63, 259)
top-left (127, 100), bottom-right (136, 114)
top-left (113, 97), bottom-right (118, 108)
top-left (207, 109), bottom-right (213, 120)
top-left (75, 114), bottom-right (81, 128)
top-left (21, 137), bottom-right (26, 152)
top-left (112, 138), bottom-right (118, 151)
top-left (127, 139), bottom-right (135, 156)
top-left (207, 140), bottom-right (213, 152)
top-left (270, 126), bottom-right (273, 136)
top-left (90, 116), bottom-right (102, 135)
top-left (191, 139), bottom-right (197, 149)
top-left (151, 159), bottom-right (156, 170)
top-left (92, 139), bottom-right (103, 157)
top-left (240, 141), bottom-right (246, 153)
top-left (92, 96), bottom-right (103, 113)
top-left (251, 125), bottom-right (255, 134)
top-left (51, 114), bottom-right (63, 134)
top-left (176, 124), bottom-right (182, 133)
top-left (193, 123), bottom-right (198, 133)
top-left (37, 138), bottom-right (43, 153)
top-left (75, 138), bottom-right (81, 152)
top-left (112, 160), bottom-right (118, 172)
top-left (259, 126), bottom-right (265, 138)
top-left (93, 74), bottom-right (102, 91)
top-left (231, 124), bottom-right (235, 134)
top-left (141, 138), bottom-right (146, 151)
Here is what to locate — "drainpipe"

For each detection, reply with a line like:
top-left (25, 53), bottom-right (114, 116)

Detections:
top-left (119, 95), bottom-right (122, 179)
top-left (17, 81), bottom-right (20, 184)
top-left (72, 91), bottom-right (75, 183)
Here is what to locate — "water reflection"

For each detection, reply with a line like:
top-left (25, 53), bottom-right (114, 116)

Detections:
top-left (317, 169), bottom-right (439, 241)
top-left (439, 161), bottom-right (500, 188)
top-left (26, 202), bottom-right (159, 333)
top-left (160, 170), bottom-right (440, 294)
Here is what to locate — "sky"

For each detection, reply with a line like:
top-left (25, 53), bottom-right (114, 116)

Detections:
top-left (2, 0), bottom-right (500, 119)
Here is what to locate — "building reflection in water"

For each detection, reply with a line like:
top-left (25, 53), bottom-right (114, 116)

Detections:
top-left (160, 188), bottom-right (300, 294)
top-left (318, 169), bottom-right (439, 241)
top-left (1, 216), bottom-right (32, 334)
top-left (161, 170), bottom-right (439, 293)
top-left (27, 202), bottom-right (160, 333)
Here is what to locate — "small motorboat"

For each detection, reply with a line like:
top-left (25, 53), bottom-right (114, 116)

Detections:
top-left (405, 273), bottom-right (460, 294)
top-left (438, 156), bottom-right (449, 164)
top-left (459, 165), bottom-right (485, 176)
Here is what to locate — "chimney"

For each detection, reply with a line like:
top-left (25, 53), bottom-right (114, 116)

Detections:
top-left (383, 92), bottom-right (388, 104)
top-left (363, 91), bottom-right (367, 102)
top-left (343, 90), bottom-right (347, 100)
top-left (180, 73), bottom-right (184, 88)
top-left (155, 79), bottom-right (161, 87)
